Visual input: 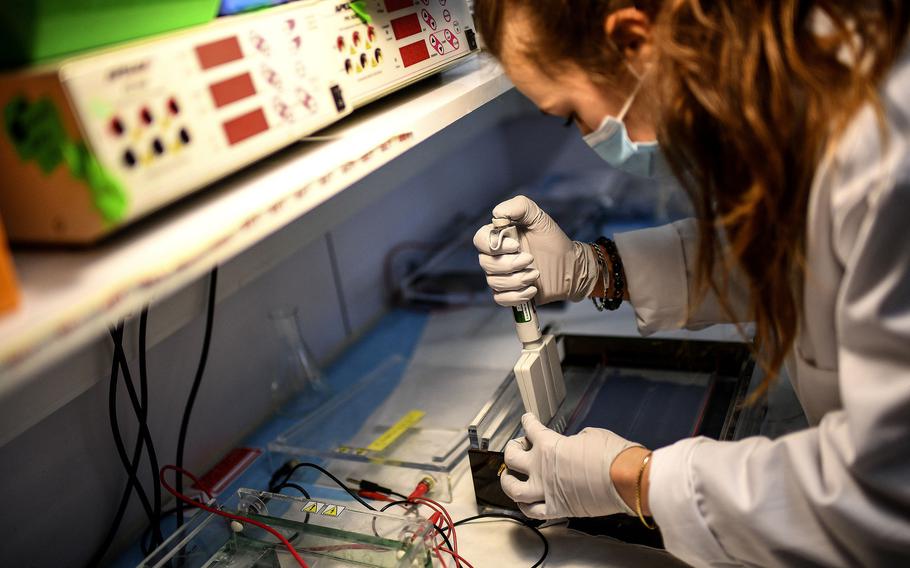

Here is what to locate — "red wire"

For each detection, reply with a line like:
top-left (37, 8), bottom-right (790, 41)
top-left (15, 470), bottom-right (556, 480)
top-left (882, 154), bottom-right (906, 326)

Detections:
top-left (415, 497), bottom-right (457, 552)
top-left (434, 547), bottom-right (450, 568)
top-left (437, 547), bottom-right (475, 568)
top-left (159, 465), bottom-right (309, 568)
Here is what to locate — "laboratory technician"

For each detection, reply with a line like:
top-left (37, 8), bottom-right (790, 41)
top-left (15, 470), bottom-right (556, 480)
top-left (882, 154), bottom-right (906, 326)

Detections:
top-left (471, 1), bottom-right (910, 566)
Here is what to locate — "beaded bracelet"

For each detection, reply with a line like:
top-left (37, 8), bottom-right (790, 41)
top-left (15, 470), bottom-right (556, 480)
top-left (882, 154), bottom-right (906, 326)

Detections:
top-left (590, 237), bottom-right (624, 311)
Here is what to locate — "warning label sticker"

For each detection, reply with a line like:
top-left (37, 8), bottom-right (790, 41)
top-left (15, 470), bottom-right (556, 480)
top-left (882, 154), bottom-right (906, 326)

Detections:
top-left (321, 504), bottom-right (345, 517)
top-left (302, 501), bottom-right (325, 514)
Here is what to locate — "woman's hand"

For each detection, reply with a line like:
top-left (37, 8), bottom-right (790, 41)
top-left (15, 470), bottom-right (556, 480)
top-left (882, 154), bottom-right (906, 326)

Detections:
top-left (500, 413), bottom-right (645, 519)
top-left (473, 196), bottom-right (600, 306)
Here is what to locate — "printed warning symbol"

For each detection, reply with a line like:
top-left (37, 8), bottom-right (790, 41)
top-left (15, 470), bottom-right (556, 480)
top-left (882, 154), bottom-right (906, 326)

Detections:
top-left (321, 504), bottom-right (346, 517)
top-left (302, 501), bottom-right (325, 514)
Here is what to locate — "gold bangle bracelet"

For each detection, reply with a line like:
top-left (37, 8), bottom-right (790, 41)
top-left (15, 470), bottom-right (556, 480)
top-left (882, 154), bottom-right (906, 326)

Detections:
top-left (636, 452), bottom-right (657, 530)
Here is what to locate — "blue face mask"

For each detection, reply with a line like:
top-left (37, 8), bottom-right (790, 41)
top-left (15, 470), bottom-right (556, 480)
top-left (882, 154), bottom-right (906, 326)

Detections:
top-left (582, 78), bottom-right (672, 179)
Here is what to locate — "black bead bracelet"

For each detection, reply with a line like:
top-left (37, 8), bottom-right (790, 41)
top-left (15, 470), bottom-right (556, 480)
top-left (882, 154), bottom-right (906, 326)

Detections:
top-left (591, 236), bottom-right (624, 311)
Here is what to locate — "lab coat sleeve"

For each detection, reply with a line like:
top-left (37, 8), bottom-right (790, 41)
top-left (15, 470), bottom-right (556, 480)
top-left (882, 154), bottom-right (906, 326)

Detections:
top-left (614, 219), bottom-right (751, 335)
top-left (648, 157), bottom-right (910, 566)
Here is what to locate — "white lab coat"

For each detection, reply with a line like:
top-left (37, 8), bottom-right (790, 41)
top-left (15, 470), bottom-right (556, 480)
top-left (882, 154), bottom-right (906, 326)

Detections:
top-left (612, 50), bottom-right (910, 566)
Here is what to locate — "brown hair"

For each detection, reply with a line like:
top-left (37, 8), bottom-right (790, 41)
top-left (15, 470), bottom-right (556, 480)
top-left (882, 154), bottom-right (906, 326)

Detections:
top-left (475, 0), bottom-right (909, 397)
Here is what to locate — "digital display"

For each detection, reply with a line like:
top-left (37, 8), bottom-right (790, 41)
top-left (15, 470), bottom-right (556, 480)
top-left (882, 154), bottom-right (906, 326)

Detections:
top-left (391, 13), bottom-right (422, 40)
top-left (223, 108), bottom-right (269, 145)
top-left (195, 37), bottom-right (244, 70)
top-left (399, 39), bottom-right (430, 67)
top-left (209, 73), bottom-right (257, 108)
top-left (384, 0), bottom-right (414, 13)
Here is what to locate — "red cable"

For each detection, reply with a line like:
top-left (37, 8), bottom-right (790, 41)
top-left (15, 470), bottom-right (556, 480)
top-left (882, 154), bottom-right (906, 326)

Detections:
top-left (358, 490), bottom-right (394, 502)
top-left (160, 465), bottom-right (309, 568)
top-left (434, 547), bottom-right (450, 568)
top-left (415, 497), bottom-right (457, 552)
top-left (437, 547), bottom-right (475, 568)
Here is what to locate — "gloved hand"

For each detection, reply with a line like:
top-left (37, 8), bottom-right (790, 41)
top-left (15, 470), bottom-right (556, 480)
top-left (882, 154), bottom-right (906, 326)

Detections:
top-left (501, 413), bottom-right (641, 520)
top-left (472, 196), bottom-right (599, 307)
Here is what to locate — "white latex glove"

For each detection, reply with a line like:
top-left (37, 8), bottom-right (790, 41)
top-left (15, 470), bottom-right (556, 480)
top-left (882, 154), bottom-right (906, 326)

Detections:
top-left (501, 413), bottom-right (641, 520)
top-left (472, 196), bottom-right (599, 307)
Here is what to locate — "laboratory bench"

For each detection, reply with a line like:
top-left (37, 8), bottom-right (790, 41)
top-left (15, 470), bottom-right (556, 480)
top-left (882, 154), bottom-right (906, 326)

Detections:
top-left (115, 292), bottom-right (757, 568)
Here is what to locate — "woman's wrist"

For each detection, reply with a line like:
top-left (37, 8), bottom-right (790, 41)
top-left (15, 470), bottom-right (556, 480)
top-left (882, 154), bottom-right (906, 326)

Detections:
top-left (589, 242), bottom-right (631, 301)
top-left (610, 445), bottom-right (652, 516)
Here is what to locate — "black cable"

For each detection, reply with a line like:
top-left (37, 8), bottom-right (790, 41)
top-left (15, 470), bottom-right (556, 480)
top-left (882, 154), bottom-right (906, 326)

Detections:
top-left (176, 267), bottom-right (218, 527)
top-left (138, 308), bottom-right (164, 548)
top-left (86, 324), bottom-right (155, 567)
top-left (273, 482), bottom-right (311, 499)
top-left (110, 318), bottom-right (165, 546)
top-left (454, 513), bottom-right (549, 568)
top-left (273, 461), bottom-right (377, 511)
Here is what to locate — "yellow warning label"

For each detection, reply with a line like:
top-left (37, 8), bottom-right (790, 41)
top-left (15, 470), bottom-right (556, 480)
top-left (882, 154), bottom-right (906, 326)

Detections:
top-left (322, 504), bottom-right (345, 517)
top-left (366, 410), bottom-right (425, 452)
top-left (302, 501), bottom-right (325, 514)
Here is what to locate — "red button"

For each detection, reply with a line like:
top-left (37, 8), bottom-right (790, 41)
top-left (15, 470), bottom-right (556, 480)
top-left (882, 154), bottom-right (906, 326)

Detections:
top-left (168, 97), bottom-right (180, 115)
top-left (110, 117), bottom-right (125, 136)
top-left (140, 107), bottom-right (154, 125)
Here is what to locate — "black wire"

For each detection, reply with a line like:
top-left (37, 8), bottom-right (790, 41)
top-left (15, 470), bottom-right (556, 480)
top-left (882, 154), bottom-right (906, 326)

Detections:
top-left (273, 462), bottom-right (377, 511)
top-left (138, 308), bottom-right (164, 547)
top-left (86, 324), bottom-right (155, 567)
top-left (454, 513), bottom-right (549, 568)
top-left (273, 482), bottom-right (311, 499)
top-left (111, 317), bottom-right (165, 546)
top-left (176, 267), bottom-right (218, 527)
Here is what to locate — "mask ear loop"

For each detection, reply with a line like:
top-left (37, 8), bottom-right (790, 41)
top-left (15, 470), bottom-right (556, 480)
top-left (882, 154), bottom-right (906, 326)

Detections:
top-left (616, 64), bottom-right (646, 122)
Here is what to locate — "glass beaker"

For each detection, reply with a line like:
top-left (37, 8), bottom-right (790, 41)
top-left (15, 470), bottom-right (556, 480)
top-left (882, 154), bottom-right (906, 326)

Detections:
top-left (268, 306), bottom-right (327, 411)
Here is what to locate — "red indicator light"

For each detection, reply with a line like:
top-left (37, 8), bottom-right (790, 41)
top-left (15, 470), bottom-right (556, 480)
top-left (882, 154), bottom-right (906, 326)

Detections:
top-left (209, 73), bottom-right (257, 109)
top-left (391, 13), bottom-right (422, 40)
top-left (352, 31), bottom-right (361, 46)
top-left (223, 108), bottom-right (269, 145)
top-left (168, 97), bottom-right (180, 115)
top-left (399, 39), bottom-right (430, 67)
top-left (384, 0), bottom-right (414, 12)
top-left (195, 36), bottom-right (244, 70)
top-left (140, 107), bottom-right (154, 125)
top-left (337, 35), bottom-right (345, 51)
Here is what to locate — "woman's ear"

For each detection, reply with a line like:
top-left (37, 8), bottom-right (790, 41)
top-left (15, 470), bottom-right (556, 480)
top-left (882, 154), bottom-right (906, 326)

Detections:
top-left (604, 7), bottom-right (654, 73)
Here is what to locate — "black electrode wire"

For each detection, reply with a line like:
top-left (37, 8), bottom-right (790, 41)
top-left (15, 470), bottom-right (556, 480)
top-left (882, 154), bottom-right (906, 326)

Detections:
top-left (273, 482), bottom-right (311, 499)
top-left (273, 461), bottom-right (377, 511)
top-left (112, 322), bottom-right (165, 542)
top-left (454, 513), bottom-right (549, 568)
top-left (175, 267), bottom-right (219, 528)
top-left (138, 308), bottom-right (165, 548)
top-left (87, 324), bottom-right (155, 568)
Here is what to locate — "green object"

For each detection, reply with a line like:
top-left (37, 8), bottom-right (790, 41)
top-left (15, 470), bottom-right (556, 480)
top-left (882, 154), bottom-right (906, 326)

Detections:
top-left (0, 0), bottom-right (221, 69)
top-left (4, 95), bottom-right (128, 224)
top-left (512, 304), bottom-right (534, 324)
top-left (349, 1), bottom-right (372, 24)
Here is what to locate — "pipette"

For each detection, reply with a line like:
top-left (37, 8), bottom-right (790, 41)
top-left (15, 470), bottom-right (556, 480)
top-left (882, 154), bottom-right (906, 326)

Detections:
top-left (489, 218), bottom-right (566, 423)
